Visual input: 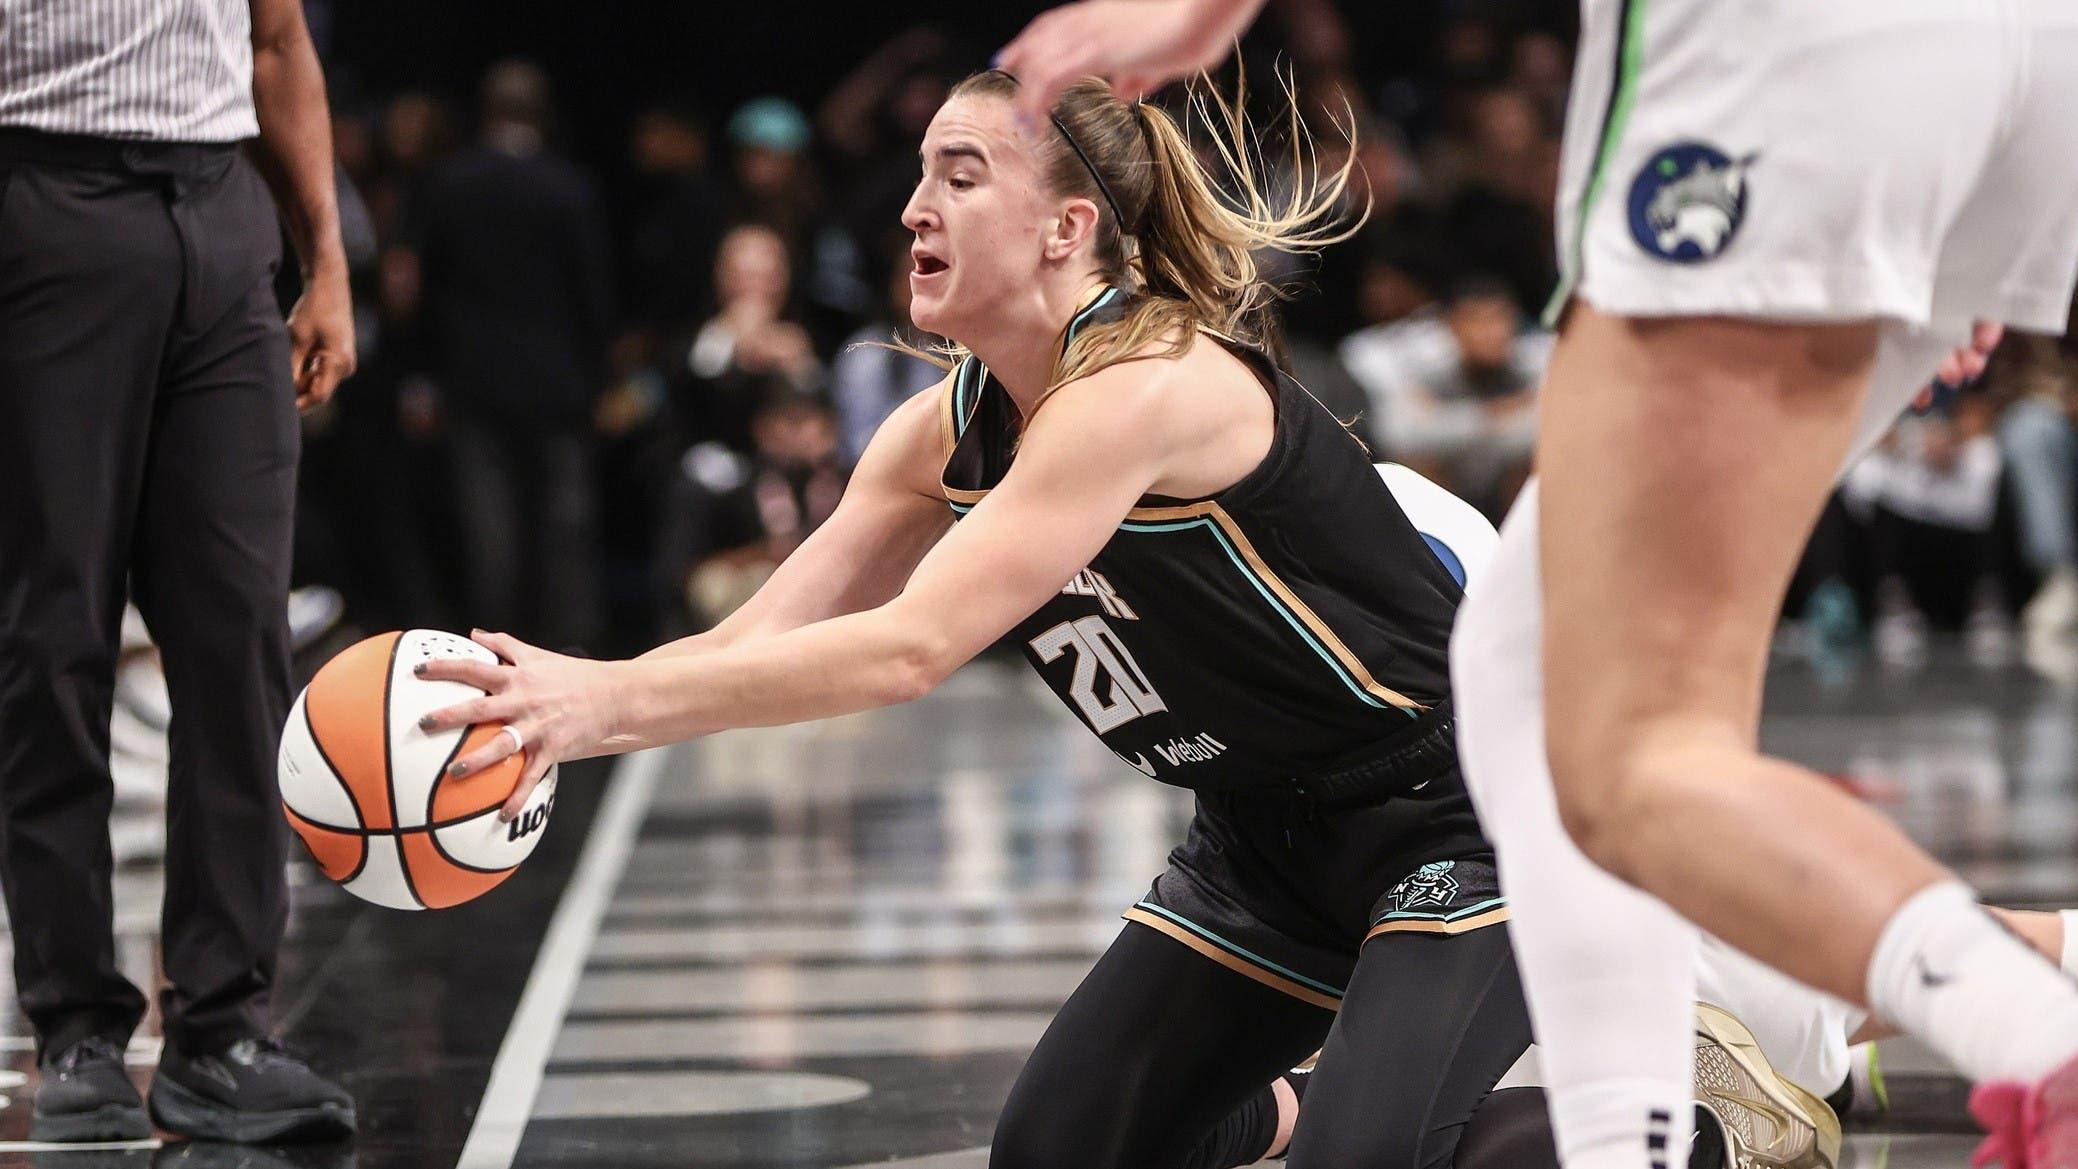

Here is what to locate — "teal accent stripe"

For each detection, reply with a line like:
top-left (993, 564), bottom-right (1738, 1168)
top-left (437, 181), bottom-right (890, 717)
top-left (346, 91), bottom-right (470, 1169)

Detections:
top-left (956, 286), bottom-right (1121, 440)
top-left (1132, 901), bottom-right (1345, 998)
top-left (1117, 516), bottom-right (1393, 710)
top-left (1373, 895), bottom-right (1508, 924)
top-left (951, 284), bottom-right (1408, 716)
top-left (952, 358), bottom-right (980, 438)
top-left (1065, 286), bottom-right (1121, 347)
top-left (952, 509), bottom-right (1401, 712)
top-left (1543, 0), bottom-right (1649, 327)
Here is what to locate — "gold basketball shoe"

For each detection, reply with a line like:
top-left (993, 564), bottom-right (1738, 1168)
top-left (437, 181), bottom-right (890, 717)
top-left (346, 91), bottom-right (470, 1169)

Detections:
top-left (1692, 1001), bottom-right (1843, 1169)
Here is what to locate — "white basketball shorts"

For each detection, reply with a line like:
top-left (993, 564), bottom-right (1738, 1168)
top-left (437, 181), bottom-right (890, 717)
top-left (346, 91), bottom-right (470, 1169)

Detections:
top-left (1552, 0), bottom-right (2078, 339)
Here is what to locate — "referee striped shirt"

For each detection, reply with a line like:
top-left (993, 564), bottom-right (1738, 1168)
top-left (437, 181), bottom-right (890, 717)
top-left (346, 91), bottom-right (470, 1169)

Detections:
top-left (0, 0), bottom-right (258, 142)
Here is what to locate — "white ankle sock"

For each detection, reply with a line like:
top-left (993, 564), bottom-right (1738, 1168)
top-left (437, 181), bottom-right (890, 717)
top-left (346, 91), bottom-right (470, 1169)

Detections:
top-left (1867, 881), bottom-right (2078, 1083)
top-left (1549, 1080), bottom-right (1691, 1169)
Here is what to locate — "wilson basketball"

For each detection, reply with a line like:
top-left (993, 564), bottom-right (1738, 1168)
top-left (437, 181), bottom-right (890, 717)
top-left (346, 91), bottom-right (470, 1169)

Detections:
top-left (277, 629), bottom-right (558, 910)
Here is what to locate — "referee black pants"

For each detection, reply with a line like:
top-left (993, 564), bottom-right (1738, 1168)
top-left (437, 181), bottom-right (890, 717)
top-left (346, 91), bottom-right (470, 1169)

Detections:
top-left (0, 131), bottom-right (296, 1058)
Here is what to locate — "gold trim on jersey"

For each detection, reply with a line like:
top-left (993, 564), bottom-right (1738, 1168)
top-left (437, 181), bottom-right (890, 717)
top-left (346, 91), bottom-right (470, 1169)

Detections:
top-left (1130, 501), bottom-right (1423, 711)
top-left (1363, 905), bottom-right (1512, 940)
top-left (932, 488), bottom-right (1424, 713)
top-left (1122, 907), bottom-right (1343, 1012)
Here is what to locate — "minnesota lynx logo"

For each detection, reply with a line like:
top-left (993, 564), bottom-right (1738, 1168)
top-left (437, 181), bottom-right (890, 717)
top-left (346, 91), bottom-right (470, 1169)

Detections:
top-left (1626, 143), bottom-right (1756, 263)
top-left (1386, 861), bottom-right (1460, 911)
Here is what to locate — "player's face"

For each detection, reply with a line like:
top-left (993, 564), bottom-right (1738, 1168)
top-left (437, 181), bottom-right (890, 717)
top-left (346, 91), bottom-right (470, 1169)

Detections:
top-left (902, 95), bottom-right (1055, 338)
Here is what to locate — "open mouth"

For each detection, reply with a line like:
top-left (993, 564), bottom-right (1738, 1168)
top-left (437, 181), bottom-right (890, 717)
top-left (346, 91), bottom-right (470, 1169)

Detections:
top-left (912, 253), bottom-right (949, 277)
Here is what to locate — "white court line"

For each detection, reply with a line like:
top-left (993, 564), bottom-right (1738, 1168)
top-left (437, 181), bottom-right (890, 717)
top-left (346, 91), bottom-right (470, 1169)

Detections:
top-left (455, 747), bottom-right (667, 1169)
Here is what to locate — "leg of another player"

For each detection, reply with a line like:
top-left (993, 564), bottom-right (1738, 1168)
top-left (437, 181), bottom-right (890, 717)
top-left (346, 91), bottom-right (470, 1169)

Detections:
top-left (1535, 305), bottom-right (2078, 1087)
top-left (1842, 908), bottom-right (2078, 1046)
top-left (990, 922), bottom-right (1331, 1169)
top-left (1453, 482), bottom-right (1700, 1169)
top-left (1187, 907), bottom-right (2078, 1168)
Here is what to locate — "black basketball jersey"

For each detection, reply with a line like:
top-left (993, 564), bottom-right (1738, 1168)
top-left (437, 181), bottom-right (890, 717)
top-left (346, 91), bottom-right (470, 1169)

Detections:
top-left (939, 287), bottom-right (1466, 792)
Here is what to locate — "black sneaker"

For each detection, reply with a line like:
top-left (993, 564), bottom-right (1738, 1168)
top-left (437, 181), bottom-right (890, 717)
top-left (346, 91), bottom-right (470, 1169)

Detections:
top-left (148, 1037), bottom-right (355, 1143)
top-left (31, 1036), bottom-right (151, 1142)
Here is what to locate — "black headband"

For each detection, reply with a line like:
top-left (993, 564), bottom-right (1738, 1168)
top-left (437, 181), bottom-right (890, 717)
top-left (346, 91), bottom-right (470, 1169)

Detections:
top-left (1049, 113), bottom-right (1129, 233)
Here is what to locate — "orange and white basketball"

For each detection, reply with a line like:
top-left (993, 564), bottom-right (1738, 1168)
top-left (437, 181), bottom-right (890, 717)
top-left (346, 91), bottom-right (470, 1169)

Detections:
top-left (277, 629), bottom-right (558, 910)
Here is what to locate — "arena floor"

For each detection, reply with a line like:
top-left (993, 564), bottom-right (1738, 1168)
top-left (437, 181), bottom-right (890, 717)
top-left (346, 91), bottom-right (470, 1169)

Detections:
top-left (1, 645), bottom-right (2071, 1169)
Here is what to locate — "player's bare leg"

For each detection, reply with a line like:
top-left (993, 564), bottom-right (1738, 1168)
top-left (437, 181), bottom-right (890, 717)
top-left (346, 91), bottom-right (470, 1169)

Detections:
top-left (1537, 303), bottom-right (2078, 1086)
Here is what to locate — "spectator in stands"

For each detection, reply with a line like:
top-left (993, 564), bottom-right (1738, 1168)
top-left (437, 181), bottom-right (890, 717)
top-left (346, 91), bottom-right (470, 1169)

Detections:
top-left (1988, 331), bottom-right (2078, 650)
top-left (684, 223), bottom-right (823, 455)
top-left (726, 97), bottom-right (821, 248)
top-left (829, 231), bottom-right (942, 464)
top-left (1432, 86), bottom-right (1559, 313)
top-left (809, 28), bottom-right (955, 341)
top-left (624, 101), bottom-right (728, 336)
top-left (1842, 397), bottom-right (2010, 667)
top-left (1339, 273), bottom-right (1549, 514)
top-left (658, 389), bottom-right (849, 633)
top-left (1510, 31), bottom-right (1574, 128)
top-left (417, 59), bottom-right (612, 650)
top-left (368, 90), bottom-right (454, 242)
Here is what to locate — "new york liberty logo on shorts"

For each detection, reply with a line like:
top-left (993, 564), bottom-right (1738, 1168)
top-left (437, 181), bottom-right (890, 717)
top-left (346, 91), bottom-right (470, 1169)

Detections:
top-left (1627, 143), bottom-right (1757, 263)
top-left (1387, 861), bottom-right (1460, 911)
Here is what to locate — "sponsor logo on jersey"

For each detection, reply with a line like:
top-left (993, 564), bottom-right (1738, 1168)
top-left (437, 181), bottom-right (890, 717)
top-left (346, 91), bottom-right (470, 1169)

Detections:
top-left (1386, 860), bottom-right (1460, 911)
top-left (1152, 732), bottom-right (1228, 769)
top-left (1060, 569), bottom-right (1139, 620)
top-left (1626, 143), bottom-right (1755, 263)
top-left (1115, 734), bottom-right (1227, 775)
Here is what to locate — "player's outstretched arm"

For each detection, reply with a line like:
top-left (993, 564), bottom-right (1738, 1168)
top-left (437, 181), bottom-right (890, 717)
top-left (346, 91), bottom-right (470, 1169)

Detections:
top-left (419, 360), bottom-right (1180, 816)
top-left (996, 0), bottom-right (1268, 126)
top-left (639, 379), bottom-right (958, 660)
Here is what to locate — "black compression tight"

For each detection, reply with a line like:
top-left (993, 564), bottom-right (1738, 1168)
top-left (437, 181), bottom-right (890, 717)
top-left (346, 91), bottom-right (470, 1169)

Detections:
top-left (1183, 1085), bottom-right (1568, 1169)
top-left (994, 920), bottom-right (1534, 1169)
top-left (1453, 1089), bottom-right (1566, 1169)
top-left (991, 923), bottom-right (1333, 1169)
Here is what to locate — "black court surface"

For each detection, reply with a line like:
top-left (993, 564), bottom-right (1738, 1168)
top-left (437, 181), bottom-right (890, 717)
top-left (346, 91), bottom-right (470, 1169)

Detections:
top-left (2, 648), bottom-right (2072, 1169)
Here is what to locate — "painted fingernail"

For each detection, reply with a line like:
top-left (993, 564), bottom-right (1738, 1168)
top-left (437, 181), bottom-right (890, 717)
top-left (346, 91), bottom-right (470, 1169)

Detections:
top-left (418, 715), bottom-right (435, 731)
top-left (449, 762), bottom-right (467, 777)
top-left (413, 663), bottom-right (428, 676)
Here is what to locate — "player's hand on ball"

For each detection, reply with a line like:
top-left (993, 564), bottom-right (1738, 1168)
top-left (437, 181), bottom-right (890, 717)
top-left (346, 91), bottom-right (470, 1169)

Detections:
top-left (996, 0), bottom-right (1264, 126)
top-left (415, 630), bottom-right (625, 820)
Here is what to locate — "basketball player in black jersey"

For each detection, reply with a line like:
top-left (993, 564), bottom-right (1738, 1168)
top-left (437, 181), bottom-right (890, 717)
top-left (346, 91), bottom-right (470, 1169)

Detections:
top-left (417, 70), bottom-right (1531, 1167)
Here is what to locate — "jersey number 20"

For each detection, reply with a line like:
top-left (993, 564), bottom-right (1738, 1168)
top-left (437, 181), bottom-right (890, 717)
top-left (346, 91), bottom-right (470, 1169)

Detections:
top-left (1029, 616), bottom-right (1169, 733)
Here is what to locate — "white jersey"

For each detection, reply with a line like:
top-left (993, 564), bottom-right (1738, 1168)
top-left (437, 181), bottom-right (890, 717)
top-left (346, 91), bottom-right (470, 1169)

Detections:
top-left (1551, 0), bottom-right (2078, 467)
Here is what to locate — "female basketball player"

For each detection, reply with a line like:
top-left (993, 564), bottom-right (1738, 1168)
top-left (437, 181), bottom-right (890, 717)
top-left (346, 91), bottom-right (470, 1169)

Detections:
top-left (417, 69), bottom-right (1533, 1169)
top-left (998, 3), bottom-right (2078, 1167)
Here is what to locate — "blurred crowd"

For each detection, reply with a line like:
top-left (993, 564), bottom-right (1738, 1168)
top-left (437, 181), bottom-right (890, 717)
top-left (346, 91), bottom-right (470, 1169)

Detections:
top-left (284, 3), bottom-right (2078, 674)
